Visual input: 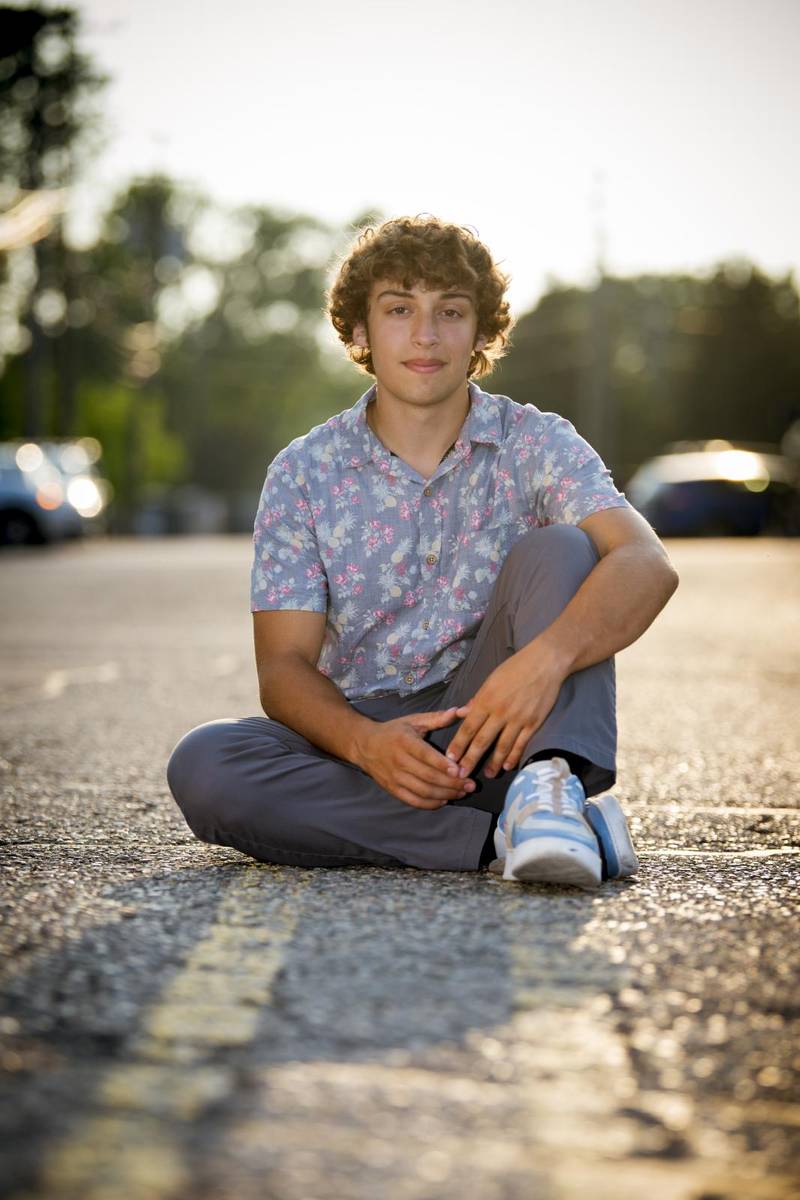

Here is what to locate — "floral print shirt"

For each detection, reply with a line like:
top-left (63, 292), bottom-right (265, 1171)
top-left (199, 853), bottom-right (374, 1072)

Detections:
top-left (251, 380), bottom-right (632, 700)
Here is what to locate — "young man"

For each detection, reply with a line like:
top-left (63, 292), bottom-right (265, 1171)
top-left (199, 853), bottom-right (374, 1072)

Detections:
top-left (167, 216), bottom-right (679, 888)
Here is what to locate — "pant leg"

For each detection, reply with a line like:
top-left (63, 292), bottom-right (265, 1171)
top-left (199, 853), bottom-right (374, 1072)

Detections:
top-left (426, 523), bottom-right (617, 813)
top-left (166, 699), bottom-right (492, 872)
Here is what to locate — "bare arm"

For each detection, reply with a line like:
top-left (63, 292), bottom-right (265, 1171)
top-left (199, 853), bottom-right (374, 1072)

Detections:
top-left (445, 506), bottom-right (680, 778)
top-left (254, 610), bottom-right (373, 764)
top-left (537, 506), bottom-right (679, 675)
top-left (253, 611), bottom-right (472, 809)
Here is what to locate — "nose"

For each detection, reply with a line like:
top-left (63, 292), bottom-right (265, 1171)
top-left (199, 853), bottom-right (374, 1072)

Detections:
top-left (411, 310), bottom-right (439, 346)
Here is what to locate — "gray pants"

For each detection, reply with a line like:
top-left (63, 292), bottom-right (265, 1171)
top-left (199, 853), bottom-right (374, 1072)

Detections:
top-left (166, 525), bottom-right (616, 872)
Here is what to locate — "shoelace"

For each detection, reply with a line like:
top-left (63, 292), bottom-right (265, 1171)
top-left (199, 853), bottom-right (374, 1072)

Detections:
top-left (511, 761), bottom-right (585, 827)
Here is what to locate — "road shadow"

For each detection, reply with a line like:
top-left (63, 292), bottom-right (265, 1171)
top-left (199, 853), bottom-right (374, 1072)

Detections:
top-left (0, 858), bottom-right (637, 1197)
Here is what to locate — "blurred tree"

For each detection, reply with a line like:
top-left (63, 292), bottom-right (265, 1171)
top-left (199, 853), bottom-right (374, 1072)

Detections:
top-left (1, 165), bottom-right (367, 532)
top-left (71, 174), bottom-right (194, 530)
top-left (159, 203), bottom-right (360, 528)
top-left (683, 263), bottom-right (800, 447)
top-left (489, 264), bottom-right (800, 485)
top-left (0, 4), bottom-right (108, 432)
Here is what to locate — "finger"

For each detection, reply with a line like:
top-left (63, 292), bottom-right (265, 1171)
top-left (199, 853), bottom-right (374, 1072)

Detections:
top-left (395, 772), bottom-right (468, 804)
top-left (402, 753), bottom-right (472, 792)
top-left (408, 707), bottom-right (460, 729)
top-left (409, 735), bottom-right (467, 778)
top-left (400, 763), bottom-right (474, 801)
top-left (456, 718), bottom-right (504, 779)
top-left (500, 727), bottom-right (536, 774)
top-left (445, 711), bottom-right (486, 764)
top-left (394, 785), bottom-right (447, 810)
top-left (398, 777), bottom-right (465, 806)
top-left (400, 744), bottom-right (474, 792)
top-left (484, 723), bottom-right (524, 778)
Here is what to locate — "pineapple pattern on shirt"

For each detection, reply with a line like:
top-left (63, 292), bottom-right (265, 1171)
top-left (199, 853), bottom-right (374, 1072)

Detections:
top-left (251, 380), bottom-right (632, 700)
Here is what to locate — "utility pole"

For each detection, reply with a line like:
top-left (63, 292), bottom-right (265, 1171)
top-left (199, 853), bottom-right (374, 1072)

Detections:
top-left (579, 168), bottom-right (615, 470)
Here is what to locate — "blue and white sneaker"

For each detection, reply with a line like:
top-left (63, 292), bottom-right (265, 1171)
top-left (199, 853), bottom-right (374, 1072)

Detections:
top-left (584, 793), bottom-right (640, 880)
top-left (491, 756), bottom-right (602, 890)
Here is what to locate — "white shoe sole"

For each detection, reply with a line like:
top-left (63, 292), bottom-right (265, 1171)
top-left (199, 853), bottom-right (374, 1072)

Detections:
top-left (502, 836), bottom-right (602, 890)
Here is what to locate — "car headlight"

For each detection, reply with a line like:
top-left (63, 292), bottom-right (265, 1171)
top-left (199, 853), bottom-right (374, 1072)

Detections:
top-left (66, 475), bottom-right (103, 518)
top-left (35, 479), bottom-right (64, 510)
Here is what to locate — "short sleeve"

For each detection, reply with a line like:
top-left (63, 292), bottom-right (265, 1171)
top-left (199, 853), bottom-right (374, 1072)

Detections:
top-left (531, 410), bottom-right (633, 526)
top-left (250, 446), bottom-right (328, 613)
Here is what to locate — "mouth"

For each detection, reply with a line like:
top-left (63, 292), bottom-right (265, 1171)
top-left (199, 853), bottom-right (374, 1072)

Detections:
top-left (404, 359), bottom-right (445, 374)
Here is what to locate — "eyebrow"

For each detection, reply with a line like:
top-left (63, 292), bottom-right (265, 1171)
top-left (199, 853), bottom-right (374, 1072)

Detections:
top-left (375, 289), bottom-right (475, 304)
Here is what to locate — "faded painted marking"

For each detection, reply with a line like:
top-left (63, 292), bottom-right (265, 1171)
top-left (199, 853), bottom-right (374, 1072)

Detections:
top-left (23, 866), bottom-right (311, 1200)
top-left (212, 907), bottom-right (768, 1199)
top-left (42, 661), bottom-right (120, 698)
top-left (629, 805), bottom-right (799, 817)
top-left (642, 847), bottom-right (800, 858)
top-left (210, 653), bottom-right (238, 676)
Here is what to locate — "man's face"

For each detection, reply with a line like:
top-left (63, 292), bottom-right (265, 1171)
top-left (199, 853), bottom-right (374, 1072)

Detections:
top-left (352, 280), bottom-right (486, 409)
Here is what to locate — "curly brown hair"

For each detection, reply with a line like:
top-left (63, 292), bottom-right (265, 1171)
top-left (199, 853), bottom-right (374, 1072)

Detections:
top-left (326, 215), bottom-right (514, 379)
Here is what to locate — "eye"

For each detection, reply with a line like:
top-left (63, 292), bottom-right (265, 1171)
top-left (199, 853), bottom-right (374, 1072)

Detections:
top-left (442, 308), bottom-right (464, 319)
top-left (388, 305), bottom-right (409, 315)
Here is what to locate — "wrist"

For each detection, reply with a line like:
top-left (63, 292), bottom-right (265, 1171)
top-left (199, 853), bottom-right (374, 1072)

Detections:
top-left (526, 628), bottom-right (577, 680)
top-left (348, 713), bottom-right (379, 771)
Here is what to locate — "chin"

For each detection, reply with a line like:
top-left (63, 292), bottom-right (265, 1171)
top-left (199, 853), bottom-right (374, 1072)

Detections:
top-left (400, 369), bottom-right (462, 393)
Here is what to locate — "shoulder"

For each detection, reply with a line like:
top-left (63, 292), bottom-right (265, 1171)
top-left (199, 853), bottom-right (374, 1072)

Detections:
top-left (266, 399), bottom-right (363, 482)
top-left (472, 387), bottom-right (608, 471)
top-left (470, 385), bottom-right (569, 444)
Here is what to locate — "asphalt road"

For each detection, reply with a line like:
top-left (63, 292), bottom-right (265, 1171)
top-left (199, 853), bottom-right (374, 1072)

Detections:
top-left (1, 535), bottom-right (798, 1200)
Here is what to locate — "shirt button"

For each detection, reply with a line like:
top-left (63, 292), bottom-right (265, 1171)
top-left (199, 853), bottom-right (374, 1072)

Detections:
top-left (404, 672), bottom-right (415, 685)
top-left (423, 486), bottom-right (433, 496)
top-left (422, 619), bottom-right (430, 630)
top-left (425, 553), bottom-right (437, 566)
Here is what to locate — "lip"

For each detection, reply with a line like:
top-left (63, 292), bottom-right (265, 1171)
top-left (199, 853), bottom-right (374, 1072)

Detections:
top-left (404, 360), bottom-right (445, 373)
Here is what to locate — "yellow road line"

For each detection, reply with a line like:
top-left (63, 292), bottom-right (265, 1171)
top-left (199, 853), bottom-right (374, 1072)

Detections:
top-left (17, 865), bottom-right (311, 1200)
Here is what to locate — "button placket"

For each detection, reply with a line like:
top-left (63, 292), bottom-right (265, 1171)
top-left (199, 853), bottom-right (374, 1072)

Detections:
top-left (419, 473), bottom-right (444, 661)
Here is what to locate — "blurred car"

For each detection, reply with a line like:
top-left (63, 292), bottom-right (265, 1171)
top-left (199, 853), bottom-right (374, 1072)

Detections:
top-left (625, 440), bottom-right (800, 536)
top-left (0, 439), bottom-right (112, 546)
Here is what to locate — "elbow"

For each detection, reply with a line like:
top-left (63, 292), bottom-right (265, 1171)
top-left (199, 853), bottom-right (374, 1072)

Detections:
top-left (663, 562), bottom-right (680, 599)
top-left (653, 542), bottom-right (679, 594)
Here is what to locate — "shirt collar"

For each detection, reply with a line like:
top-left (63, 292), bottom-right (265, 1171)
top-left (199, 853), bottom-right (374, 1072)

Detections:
top-left (335, 379), bottom-right (503, 469)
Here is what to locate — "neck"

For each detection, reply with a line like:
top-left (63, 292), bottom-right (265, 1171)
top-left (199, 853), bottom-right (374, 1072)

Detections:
top-left (367, 381), bottom-right (470, 473)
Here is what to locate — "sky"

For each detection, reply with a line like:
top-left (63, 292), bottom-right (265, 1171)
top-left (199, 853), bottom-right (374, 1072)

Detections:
top-left (64, 0), bottom-right (800, 315)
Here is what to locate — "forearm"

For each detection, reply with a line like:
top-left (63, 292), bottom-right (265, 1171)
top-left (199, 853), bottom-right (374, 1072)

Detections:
top-left (258, 653), bottom-right (376, 768)
top-left (535, 543), bottom-right (679, 676)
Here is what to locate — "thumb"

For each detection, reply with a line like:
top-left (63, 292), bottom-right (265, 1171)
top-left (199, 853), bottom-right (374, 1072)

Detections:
top-left (407, 706), bottom-right (460, 730)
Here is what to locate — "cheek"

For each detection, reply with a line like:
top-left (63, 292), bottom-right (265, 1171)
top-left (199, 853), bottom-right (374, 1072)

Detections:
top-left (370, 327), bottom-right (405, 359)
top-left (449, 328), bottom-right (479, 356)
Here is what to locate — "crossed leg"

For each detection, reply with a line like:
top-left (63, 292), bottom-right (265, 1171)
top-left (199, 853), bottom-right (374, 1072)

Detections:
top-left (166, 524), bottom-right (616, 871)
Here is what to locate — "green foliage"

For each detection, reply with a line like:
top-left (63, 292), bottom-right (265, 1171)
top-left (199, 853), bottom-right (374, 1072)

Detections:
top-left (75, 380), bottom-right (186, 498)
top-left (0, 5), bottom-right (109, 193)
top-left (490, 264), bottom-right (800, 484)
top-left (2, 6), bottom-right (799, 533)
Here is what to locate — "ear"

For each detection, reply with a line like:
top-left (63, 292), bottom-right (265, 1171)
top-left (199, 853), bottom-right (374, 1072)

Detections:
top-left (474, 333), bottom-right (488, 352)
top-left (352, 321), bottom-right (369, 349)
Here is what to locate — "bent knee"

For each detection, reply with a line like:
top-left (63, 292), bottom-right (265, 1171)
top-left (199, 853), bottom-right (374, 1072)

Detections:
top-left (166, 719), bottom-right (238, 835)
top-left (502, 522), bottom-right (599, 579)
top-left (514, 521), bottom-right (597, 557)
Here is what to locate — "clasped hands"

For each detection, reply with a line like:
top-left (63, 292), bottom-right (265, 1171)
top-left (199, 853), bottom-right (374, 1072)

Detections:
top-left (356, 641), bottom-right (567, 810)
